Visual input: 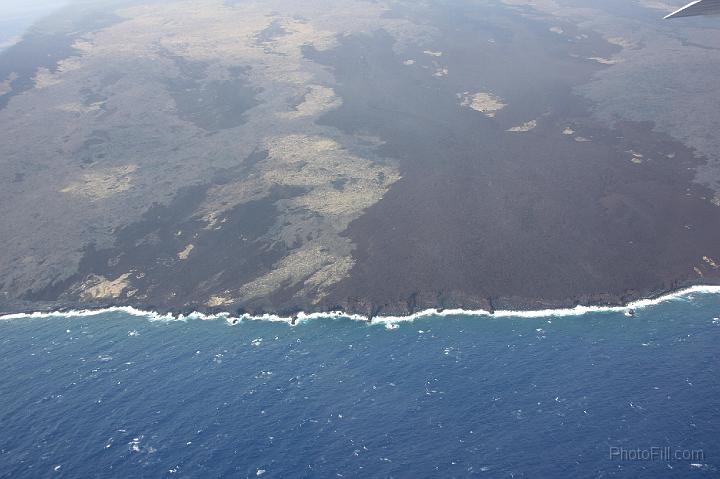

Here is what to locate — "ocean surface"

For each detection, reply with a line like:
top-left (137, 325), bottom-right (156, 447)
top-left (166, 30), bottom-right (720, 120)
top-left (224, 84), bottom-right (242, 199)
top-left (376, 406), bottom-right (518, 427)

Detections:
top-left (0, 0), bottom-right (68, 50)
top-left (1, 289), bottom-right (719, 478)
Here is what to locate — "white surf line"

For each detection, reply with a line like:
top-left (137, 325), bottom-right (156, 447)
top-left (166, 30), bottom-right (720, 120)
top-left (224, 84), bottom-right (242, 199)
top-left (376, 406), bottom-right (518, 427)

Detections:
top-left (2, 285), bottom-right (720, 325)
top-left (0, 306), bottom-right (180, 322)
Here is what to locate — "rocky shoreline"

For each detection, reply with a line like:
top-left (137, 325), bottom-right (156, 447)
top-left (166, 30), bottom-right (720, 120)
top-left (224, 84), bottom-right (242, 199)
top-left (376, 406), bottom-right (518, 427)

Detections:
top-left (3, 276), bottom-right (718, 321)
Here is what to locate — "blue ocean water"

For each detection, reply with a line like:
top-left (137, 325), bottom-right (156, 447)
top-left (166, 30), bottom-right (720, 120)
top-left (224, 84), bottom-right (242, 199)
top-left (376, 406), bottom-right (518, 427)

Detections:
top-left (1, 293), bottom-right (719, 478)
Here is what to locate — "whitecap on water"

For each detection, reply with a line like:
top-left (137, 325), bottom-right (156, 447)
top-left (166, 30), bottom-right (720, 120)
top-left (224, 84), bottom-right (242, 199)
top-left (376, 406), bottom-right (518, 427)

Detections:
top-left (129, 437), bottom-right (141, 453)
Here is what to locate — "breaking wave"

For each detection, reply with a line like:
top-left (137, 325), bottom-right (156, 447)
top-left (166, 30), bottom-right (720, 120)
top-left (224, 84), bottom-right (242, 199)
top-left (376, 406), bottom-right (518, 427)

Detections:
top-left (1, 285), bottom-right (719, 329)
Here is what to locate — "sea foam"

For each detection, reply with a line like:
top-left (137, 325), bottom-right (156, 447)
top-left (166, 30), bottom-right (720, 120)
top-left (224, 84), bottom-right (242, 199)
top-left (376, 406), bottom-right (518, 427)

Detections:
top-left (1, 285), bottom-right (719, 327)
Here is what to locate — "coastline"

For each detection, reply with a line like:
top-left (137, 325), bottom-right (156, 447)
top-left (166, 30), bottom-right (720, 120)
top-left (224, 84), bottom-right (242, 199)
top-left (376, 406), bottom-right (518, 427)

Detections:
top-left (3, 283), bottom-right (720, 327)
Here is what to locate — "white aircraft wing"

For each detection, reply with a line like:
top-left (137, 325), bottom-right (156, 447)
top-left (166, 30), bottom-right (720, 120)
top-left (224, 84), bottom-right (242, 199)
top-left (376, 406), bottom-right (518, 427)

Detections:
top-left (665, 0), bottom-right (720, 18)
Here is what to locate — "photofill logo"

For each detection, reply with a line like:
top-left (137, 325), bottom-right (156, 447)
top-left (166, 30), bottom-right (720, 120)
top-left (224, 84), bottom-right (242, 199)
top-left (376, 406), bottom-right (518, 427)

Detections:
top-left (609, 446), bottom-right (705, 462)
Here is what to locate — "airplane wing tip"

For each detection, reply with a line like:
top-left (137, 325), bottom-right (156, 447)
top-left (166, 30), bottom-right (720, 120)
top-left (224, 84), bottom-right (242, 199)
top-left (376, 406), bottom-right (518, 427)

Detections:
top-left (664, 1), bottom-right (697, 19)
top-left (664, 0), bottom-right (720, 18)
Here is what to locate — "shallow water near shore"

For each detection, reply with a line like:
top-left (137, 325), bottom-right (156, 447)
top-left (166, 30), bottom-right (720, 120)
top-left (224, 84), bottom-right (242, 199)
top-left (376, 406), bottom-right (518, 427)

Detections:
top-left (1, 291), bottom-right (719, 478)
